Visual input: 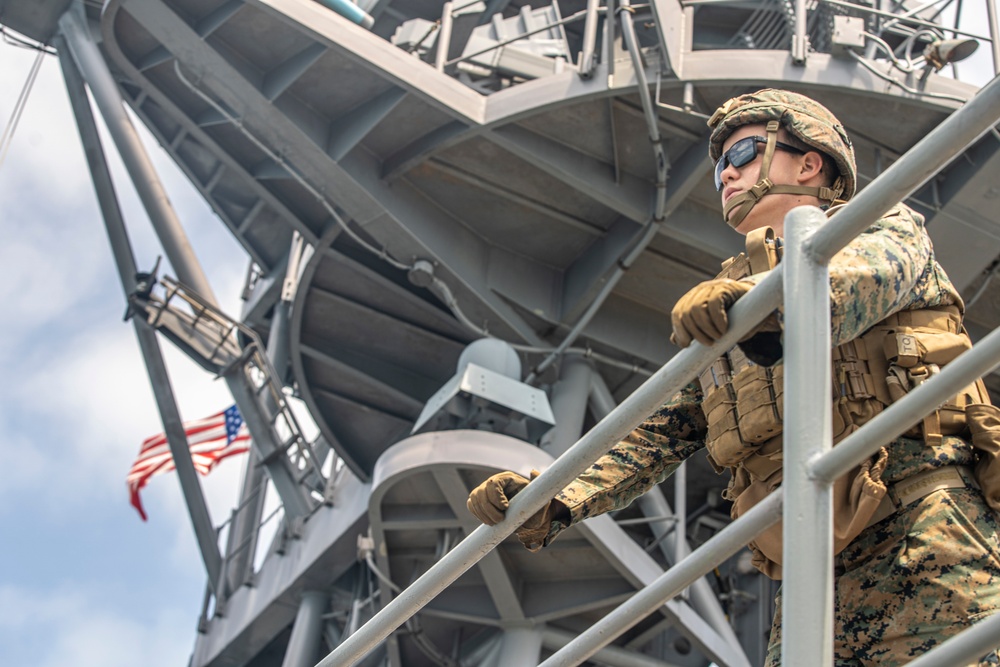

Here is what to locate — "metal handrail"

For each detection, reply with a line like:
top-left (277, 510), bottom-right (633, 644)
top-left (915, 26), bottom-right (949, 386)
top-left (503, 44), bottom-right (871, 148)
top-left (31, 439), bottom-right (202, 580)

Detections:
top-left (443, 8), bottom-right (592, 68)
top-left (316, 70), bottom-right (1000, 667)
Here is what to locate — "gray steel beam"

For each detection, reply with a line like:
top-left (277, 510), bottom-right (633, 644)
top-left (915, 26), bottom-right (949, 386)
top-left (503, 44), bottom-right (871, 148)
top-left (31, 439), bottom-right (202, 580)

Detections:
top-left (196, 0), bottom-right (245, 37)
top-left (381, 121), bottom-right (472, 180)
top-left (543, 628), bottom-right (683, 667)
top-left (538, 496), bottom-right (782, 667)
top-left (299, 344), bottom-right (427, 415)
top-left (380, 504), bottom-right (462, 531)
top-left (60, 5), bottom-right (218, 305)
top-left (115, 0), bottom-right (546, 345)
top-left (248, 0), bottom-right (486, 122)
top-left (488, 124), bottom-right (651, 223)
top-left (328, 87), bottom-right (408, 161)
top-left (263, 42), bottom-right (327, 101)
top-left (67, 3), bottom-right (316, 520)
top-left (522, 579), bottom-right (634, 622)
top-left (498, 626), bottom-right (543, 665)
top-left (253, 159), bottom-right (294, 180)
top-left (117, 71), bottom-right (319, 253)
top-left (540, 357), bottom-right (593, 457)
top-left (56, 33), bottom-right (224, 594)
top-left (430, 469), bottom-right (526, 621)
top-left (137, 45), bottom-right (171, 71)
top-left (588, 374), bottom-right (748, 655)
top-left (281, 591), bottom-right (329, 667)
top-left (338, 162), bottom-right (551, 344)
top-left (561, 218), bottom-right (643, 323)
top-left (427, 158), bottom-right (605, 236)
top-left (477, 0), bottom-right (512, 25)
top-left (612, 98), bottom-right (703, 142)
top-left (649, 0), bottom-right (688, 77)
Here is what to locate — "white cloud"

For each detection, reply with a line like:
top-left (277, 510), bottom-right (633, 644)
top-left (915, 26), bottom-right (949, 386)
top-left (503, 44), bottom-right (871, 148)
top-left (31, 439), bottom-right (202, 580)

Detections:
top-left (0, 584), bottom-right (194, 667)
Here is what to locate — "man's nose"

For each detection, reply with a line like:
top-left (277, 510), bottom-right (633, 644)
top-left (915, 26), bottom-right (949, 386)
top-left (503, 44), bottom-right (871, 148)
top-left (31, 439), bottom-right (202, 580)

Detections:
top-left (719, 159), bottom-right (740, 187)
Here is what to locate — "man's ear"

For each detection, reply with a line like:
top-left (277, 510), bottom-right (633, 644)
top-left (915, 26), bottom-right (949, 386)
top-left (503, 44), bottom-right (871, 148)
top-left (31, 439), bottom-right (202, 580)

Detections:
top-left (799, 151), bottom-right (825, 183)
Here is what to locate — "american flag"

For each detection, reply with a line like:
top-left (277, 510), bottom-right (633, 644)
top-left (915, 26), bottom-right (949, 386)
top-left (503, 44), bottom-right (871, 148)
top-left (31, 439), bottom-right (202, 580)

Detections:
top-left (128, 404), bottom-right (251, 521)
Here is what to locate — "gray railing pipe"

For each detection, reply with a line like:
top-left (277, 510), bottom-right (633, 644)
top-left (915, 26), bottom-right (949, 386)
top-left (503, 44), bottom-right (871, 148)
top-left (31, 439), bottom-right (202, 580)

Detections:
top-left (589, 375), bottom-right (751, 656)
top-left (316, 274), bottom-right (783, 666)
top-left (536, 493), bottom-right (783, 667)
top-left (792, 0), bottom-right (808, 63)
top-left (435, 1), bottom-right (454, 71)
top-left (986, 0), bottom-right (1000, 75)
top-left (578, 0), bottom-right (602, 78)
top-left (781, 206), bottom-right (834, 665)
top-left (903, 610), bottom-right (1000, 667)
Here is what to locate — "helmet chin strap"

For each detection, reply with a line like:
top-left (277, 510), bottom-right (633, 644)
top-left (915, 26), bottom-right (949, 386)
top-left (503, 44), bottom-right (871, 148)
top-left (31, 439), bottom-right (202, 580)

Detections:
top-left (722, 120), bottom-right (845, 230)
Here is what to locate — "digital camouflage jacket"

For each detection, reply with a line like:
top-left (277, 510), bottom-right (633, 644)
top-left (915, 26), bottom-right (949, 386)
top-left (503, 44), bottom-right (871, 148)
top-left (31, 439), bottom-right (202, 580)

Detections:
top-left (546, 203), bottom-right (975, 544)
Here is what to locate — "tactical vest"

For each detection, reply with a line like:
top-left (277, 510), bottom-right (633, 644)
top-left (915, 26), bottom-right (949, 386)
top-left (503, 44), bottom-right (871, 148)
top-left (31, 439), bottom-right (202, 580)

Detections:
top-left (699, 226), bottom-right (990, 579)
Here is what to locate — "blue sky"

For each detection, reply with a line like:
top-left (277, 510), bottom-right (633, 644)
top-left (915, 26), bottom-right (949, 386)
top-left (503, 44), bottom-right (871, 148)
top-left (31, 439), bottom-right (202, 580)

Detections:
top-left (0, 39), bottom-right (249, 667)
top-left (0, 11), bottom-right (997, 667)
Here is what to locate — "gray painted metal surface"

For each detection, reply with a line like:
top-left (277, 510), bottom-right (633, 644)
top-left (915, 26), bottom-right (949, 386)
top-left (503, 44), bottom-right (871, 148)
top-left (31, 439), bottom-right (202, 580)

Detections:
top-left (8, 0), bottom-right (1000, 664)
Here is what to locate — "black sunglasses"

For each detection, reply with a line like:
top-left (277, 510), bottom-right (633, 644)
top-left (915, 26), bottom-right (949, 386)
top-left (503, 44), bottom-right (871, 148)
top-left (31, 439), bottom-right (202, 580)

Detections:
top-left (714, 136), bottom-right (806, 191)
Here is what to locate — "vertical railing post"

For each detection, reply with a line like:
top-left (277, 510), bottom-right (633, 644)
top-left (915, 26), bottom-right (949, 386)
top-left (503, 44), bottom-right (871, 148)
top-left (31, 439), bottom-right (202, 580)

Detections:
top-left (781, 206), bottom-right (833, 665)
top-left (436, 2), bottom-right (454, 71)
top-left (792, 0), bottom-right (808, 64)
top-left (986, 0), bottom-right (1000, 76)
top-left (578, 0), bottom-right (601, 78)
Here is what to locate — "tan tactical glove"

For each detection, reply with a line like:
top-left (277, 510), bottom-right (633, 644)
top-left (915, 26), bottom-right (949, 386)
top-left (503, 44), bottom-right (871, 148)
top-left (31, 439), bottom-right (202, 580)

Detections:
top-left (670, 279), bottom-right (752, 348)
top-left (467, 470), bottom-right (565, 552)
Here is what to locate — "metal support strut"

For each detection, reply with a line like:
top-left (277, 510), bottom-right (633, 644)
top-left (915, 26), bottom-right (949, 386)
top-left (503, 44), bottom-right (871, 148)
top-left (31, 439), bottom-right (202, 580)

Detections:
top-left (54, 31), bottom-right (224, 594)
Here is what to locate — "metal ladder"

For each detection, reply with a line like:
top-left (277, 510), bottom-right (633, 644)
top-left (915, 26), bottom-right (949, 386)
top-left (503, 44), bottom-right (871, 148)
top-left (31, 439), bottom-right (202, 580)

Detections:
top-left (130, 275), bottom-right (326, 507)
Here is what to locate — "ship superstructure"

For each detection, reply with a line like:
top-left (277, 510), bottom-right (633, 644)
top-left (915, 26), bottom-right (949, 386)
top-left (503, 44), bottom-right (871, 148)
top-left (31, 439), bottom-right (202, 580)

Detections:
top-left (2, 1), bottom-right (999, 665)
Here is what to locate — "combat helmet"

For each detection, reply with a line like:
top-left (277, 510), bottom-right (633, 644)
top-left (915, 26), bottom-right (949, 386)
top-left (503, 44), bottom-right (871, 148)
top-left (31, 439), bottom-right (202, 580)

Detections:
top-left (707, 89), bottom-right (857, 229)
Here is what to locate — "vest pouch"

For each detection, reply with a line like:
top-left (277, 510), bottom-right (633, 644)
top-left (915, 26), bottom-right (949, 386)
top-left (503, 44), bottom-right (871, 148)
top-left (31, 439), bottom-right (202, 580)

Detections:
top-left (702, 383), bottom-right (748, 467)
top-left (882, 326), bottom-right (971, 369)
top-left (965, 402), bottom-right (1000, 513)
top-left (734, 363), bottom-right (783, 445)
top-left (831, 338), bottom-right (883, 442)
top-left (881, 326), bottom-right (976, 440)
top-left (730, 467), bottom-right (784, 579)
top-left (732, 446), bottom-right (888, 581)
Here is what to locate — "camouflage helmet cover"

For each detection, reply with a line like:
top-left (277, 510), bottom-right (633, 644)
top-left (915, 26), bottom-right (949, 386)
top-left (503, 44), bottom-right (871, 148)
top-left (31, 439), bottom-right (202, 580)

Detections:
top-left (708, 89), bottom-right (857, 200)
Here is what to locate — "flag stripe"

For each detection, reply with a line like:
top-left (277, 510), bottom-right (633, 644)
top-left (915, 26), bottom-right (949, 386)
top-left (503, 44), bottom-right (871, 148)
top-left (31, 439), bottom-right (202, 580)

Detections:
top-left (127, 404), bottom-right (250, 521)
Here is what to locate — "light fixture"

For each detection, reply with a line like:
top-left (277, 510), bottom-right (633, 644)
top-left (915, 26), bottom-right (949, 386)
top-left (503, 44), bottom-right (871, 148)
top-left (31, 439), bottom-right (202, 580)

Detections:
top-left (923, 38), bottom-right (979, 71)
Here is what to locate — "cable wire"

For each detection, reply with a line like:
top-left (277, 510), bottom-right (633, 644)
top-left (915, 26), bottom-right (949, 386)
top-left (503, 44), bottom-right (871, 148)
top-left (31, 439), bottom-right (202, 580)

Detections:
top-left (0, 25), bottom-right (57, 55)
top-left (848, 50), bottom-right (969, 104)
top-left (0, 48), bottom-right (45, 173)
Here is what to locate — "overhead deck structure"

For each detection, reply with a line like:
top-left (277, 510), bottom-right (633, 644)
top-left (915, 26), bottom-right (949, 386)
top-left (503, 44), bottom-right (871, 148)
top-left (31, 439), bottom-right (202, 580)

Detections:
top-left (3, 0), bottom-right (999, 665)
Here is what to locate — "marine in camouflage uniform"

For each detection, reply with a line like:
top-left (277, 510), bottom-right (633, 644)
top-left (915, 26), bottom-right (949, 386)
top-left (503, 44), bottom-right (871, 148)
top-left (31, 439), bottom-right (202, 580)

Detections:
top-left (468, 89), bottom-right (1000, 666)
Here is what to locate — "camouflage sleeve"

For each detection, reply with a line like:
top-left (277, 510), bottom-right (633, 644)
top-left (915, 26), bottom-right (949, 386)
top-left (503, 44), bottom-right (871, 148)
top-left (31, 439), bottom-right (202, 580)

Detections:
top-left (826, 203), bottom-right (962, 346)
top-left (543, 382), bottom-right (708, 545)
